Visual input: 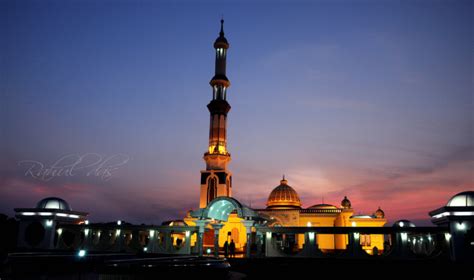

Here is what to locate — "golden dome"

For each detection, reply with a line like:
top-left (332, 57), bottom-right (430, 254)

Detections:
top-left (266, 177), bottom-right (302, 209)
top-left (341, 196), bottom-right (351, 209)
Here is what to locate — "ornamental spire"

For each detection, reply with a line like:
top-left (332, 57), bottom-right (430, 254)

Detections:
top-left (220, 18), bottom-right (225, 37)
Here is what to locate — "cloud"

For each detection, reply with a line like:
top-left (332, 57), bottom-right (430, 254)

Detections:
top-left (231, 144), bottom-right (473, 225)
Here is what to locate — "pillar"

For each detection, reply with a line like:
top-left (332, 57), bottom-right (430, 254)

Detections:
top-left (301, 230), bottom-right (319, 256)
top-left (255, 231), bottom-right (264, 257)
top-left (148, 229), bottom-right (157, 253)
top-left (348, 232), bottom-right (366, 257)
top-left (82, 227), bottom-right (92, 250)
top-left (183, 230), bottom-right (191, 255)
top-left (242, 220), bottom-right (254, 258)
top-left (211, 223), bottom-right (224, 257)
top-left (195, 220), bottom-right (209, 257)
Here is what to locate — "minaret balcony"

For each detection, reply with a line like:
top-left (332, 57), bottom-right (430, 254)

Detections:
top-left (210, 75), bottom-right (230, 88)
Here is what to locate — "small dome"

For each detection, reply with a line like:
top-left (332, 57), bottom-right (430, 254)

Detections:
top-left (393, 220), bottom-right (415, 228)
top-left (266, 177), bottom-right (302, 209)
top-left (308, 203), bottom-right (338, 210)
top-left (36, 197), bottom-right (71, 211)
top-left (341, 196), bottom-right (351, 209)
top-left (447, 191), bottom-right (474, 207)
top-left (214, 36), bottom-right (229, 49)
top-left (374, 207), bottom-right (385, 218)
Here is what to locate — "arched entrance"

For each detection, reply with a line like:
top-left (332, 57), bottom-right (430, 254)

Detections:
top-left (191, 197), bottom-right (260, 257)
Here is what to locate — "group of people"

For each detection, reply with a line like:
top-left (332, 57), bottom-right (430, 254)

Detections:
top-left (223, 239), bottom-right (236, 258)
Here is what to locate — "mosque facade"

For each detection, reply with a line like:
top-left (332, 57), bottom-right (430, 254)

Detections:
top-left (183, 20), bottom-right (387, 254)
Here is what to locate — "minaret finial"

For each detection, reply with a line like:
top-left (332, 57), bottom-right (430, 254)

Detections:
top-left (220, 17), bottom-right (225, 36)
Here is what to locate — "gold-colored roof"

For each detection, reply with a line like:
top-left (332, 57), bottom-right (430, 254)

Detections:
top-left (266, 177), bottom-right (302, 209)
top-left (308, 203), bottom-right (337, 210)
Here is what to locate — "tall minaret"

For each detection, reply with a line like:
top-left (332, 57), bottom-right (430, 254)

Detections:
top-left (199, 19), bottom-right (232, 208)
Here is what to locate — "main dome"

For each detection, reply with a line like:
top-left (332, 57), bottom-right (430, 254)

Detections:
top-left (36, 197), bottom-right (71, 211)
top-left (266, 177), bottom-right (302, 209)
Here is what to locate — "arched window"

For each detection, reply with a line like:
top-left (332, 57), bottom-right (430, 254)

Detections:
top-left (207, 177), bottom-right (217, 203)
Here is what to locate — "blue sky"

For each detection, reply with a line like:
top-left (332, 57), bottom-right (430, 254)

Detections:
top-left (1, 0), bottom-right (472, 225)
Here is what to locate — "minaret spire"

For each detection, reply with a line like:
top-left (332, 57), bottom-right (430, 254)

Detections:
top-left (220, 18), bottom-right (225, 37)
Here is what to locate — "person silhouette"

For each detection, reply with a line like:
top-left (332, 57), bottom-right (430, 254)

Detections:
top-left (229, 239), bottom-right (236, 258)
top-left (223, 240), bottom-right (229, 258)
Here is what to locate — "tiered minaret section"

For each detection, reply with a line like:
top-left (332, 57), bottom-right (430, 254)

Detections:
top-left (199, 20), bottom-right (233, 209)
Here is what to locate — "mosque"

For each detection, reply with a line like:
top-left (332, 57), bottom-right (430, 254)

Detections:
top-left (11, 21), bottom-right (473, 262)
top-left (182, 20), bottom-right (387, 254)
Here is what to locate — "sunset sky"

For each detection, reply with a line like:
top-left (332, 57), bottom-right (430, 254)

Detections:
top-left (1, 0), bottom-right (472, 226)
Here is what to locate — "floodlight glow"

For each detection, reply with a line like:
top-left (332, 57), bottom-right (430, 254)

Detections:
top-left (78, 250), bottom-right (86, 257)
top-left (39, 212), bottom-right (52, 216)
top-left (445, 233), bottom-right (451, 241)
top-left (401, 233), bottom-right (407, 241)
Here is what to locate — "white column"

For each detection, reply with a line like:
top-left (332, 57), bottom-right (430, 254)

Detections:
top-left (242, 220), bottom-right (254, 258)
top-left (195, 220), bottom-right (209, 257)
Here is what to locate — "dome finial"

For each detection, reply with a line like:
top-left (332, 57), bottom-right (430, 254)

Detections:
top-left (280, 174), bottom-right (287, 184)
